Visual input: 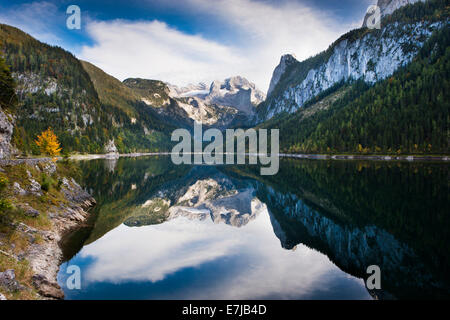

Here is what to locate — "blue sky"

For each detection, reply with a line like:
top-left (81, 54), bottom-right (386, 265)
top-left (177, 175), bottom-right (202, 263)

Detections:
top-left (0, 0), bottom-right (374, 92)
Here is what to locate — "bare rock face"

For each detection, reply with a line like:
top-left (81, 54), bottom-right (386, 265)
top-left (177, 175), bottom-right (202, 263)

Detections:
top-left (0, 108), bottom-right (14, 159)
top-left (41, 161), bottom-right (57, 175)
top-left (167, 82), bottom-right (208, 97)
top-left (267, 54), bottom-right (298, 97)
top-left (0, 269), bottom-right (25, 292)
top-left (13, 182), bottom-right (27, 196)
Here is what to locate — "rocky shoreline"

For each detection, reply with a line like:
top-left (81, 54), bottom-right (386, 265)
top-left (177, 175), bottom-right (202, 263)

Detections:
top-left (0, 159), bottom-right (96, 300)
top-left (26, 178), bottom-right (95, 299)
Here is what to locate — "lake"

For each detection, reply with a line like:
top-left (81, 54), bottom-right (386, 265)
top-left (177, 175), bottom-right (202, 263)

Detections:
top-left (57, 156), bottom-right (450, 299)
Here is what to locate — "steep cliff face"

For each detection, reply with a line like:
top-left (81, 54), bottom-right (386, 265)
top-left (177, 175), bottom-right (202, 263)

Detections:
top-left (0, 108), bottom-right (14, 159)
top-left (259, 0), bottom-right (444, 121)
top-left (267, 54), bottom-right (298, 97)
top-left (206, 76), bottom-right (265, 114)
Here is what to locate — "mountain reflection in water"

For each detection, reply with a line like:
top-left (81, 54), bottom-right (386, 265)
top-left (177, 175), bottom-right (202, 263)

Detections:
top-left (58, 156), bottom-right (450, 300)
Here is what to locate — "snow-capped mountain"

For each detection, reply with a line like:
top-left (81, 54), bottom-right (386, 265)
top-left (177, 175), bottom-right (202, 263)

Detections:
top-left (206, 76), bottom-right (265, 114)
top-left (169, 76), bottom-right (265, 116)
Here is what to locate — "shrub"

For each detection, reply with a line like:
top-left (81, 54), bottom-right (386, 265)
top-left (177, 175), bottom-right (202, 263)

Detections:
top-left (0, 174), bottom-right (8, 192)
top-left (0, 199), bottom-right (12, 212)
top-left (40, 173), bottom-right (53, 192)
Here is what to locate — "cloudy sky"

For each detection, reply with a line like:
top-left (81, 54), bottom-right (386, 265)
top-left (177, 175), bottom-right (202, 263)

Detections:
top-left (0, 0), bottom-right (374, 92)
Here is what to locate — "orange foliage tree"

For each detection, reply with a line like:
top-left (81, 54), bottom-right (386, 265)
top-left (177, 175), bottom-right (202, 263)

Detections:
top-left (35, 128), bottom-right (62, 157)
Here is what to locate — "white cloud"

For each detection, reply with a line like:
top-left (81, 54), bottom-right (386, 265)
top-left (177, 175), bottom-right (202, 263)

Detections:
top-left (79, 0), bottom-right (358, 92)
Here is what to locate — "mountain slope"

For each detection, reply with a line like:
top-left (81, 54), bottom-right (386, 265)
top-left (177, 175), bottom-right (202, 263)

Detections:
top-left (258, 0), bottom-right (448, 121)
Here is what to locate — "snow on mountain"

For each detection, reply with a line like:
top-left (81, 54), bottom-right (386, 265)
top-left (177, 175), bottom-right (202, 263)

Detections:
top-left (168, 76), bottom-right (265, 116)
top-left (167, 82), bottom-right (209, 98)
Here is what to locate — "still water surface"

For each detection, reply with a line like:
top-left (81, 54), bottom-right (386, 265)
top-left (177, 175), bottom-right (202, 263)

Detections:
top-left (58, 157), bottom-right (449, 299)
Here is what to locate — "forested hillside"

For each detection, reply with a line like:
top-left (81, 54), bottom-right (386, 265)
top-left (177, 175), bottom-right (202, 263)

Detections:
top-left (260, 26), bottom-right (449, 154)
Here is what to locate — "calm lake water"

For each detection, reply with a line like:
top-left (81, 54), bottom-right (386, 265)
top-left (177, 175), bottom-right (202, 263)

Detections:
top-left (57, 157), bottom-right (450, 299)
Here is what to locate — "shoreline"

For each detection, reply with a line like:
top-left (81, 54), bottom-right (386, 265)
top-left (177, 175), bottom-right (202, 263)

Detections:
top-left (68, 152), bottom-right (450, 162)
top-left (1, 152), bottom-right (448, 165)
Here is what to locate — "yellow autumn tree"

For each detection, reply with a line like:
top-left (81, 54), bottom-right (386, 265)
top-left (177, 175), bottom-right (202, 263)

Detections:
top-left (35, 128), bottom-right (62, 157)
